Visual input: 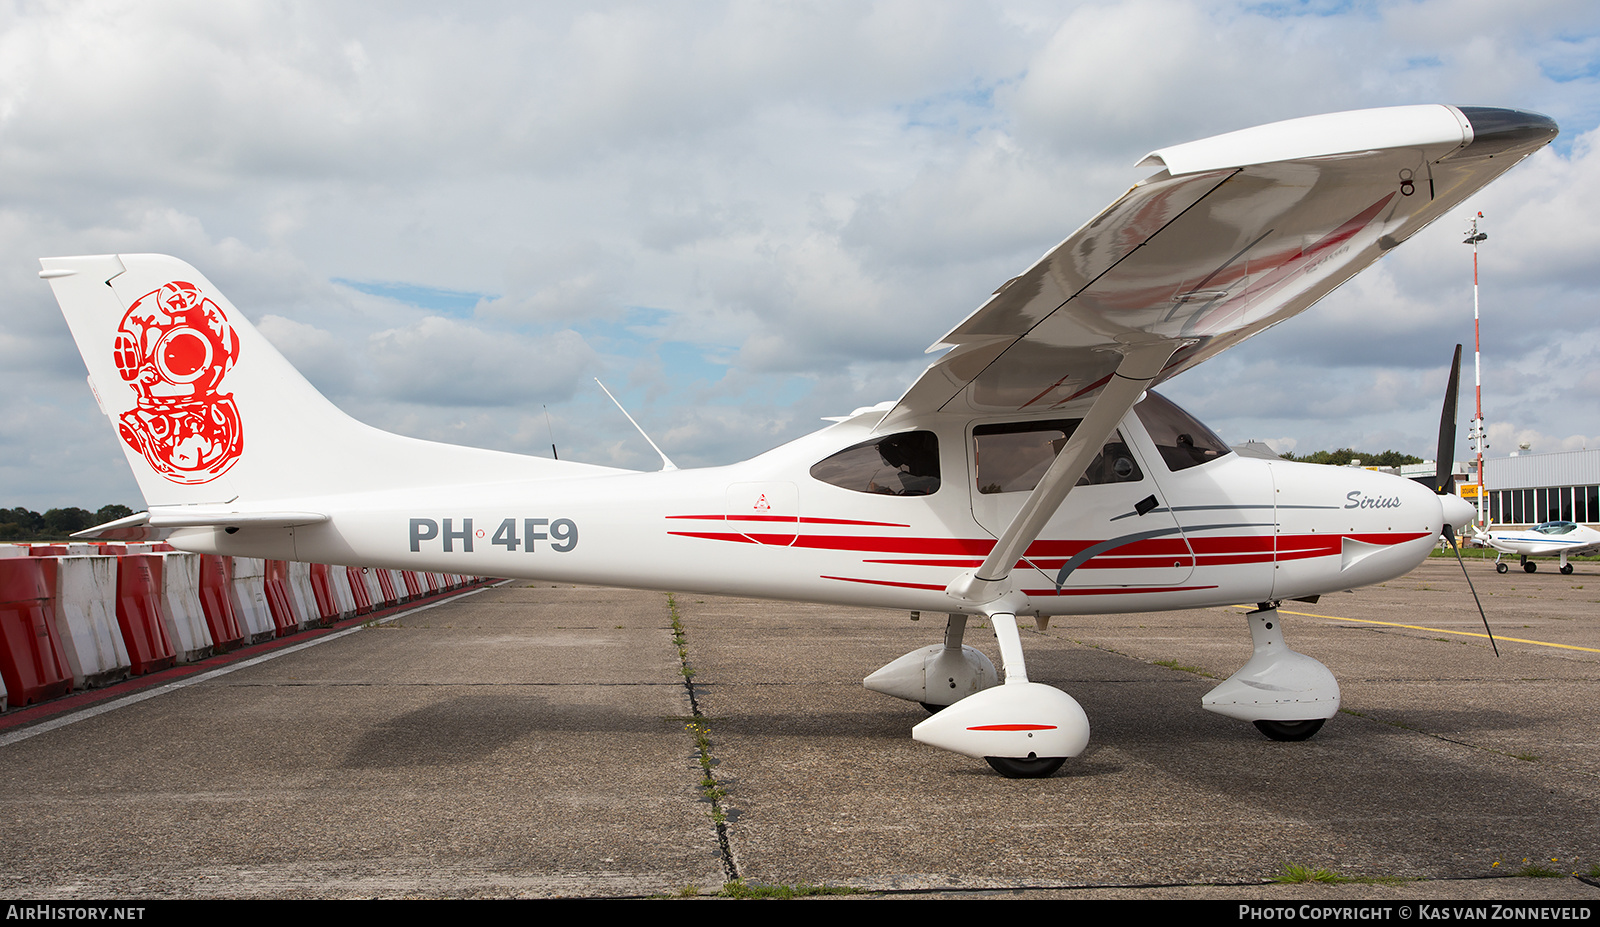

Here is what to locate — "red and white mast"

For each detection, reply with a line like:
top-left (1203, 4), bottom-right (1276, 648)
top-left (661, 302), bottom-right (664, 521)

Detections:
top-left (1464, 213), bottom-right (1488, 526)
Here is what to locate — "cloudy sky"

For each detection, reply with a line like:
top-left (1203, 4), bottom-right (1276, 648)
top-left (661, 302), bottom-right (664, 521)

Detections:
top-left (3, 0), bottom-right (1597, 511)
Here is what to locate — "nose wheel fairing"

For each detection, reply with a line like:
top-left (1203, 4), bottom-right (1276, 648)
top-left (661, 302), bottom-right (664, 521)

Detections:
top-left (1203, 604), bottom-right (1339, 728)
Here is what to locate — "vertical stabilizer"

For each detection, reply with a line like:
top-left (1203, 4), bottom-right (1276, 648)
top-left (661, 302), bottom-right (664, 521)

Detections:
top-left (42, 253), bottom-right (618, 511)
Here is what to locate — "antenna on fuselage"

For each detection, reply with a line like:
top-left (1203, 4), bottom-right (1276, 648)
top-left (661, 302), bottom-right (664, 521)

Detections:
top-left (595, 378), bottom-right (677, 471)
top-left (543, 404), bottom-right (558, 460)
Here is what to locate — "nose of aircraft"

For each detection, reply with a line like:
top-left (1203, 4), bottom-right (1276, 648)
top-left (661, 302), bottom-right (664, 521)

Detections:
top-left (1440, 493), bottom-right (1476, 533)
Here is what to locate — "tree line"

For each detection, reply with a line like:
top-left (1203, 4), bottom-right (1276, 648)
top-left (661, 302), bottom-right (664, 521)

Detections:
top-left (1, 505), bottom-right (136, 541)
top-left (1277, 448), bottom-right (1425, 467)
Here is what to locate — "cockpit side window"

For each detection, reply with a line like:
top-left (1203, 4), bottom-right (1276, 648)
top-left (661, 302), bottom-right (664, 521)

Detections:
top-left (973, 420), bottom-right (1142, 494)
top-left (809, 431), bottom-right (940, 496)
top-left (1133, 391), bottom-right (1232, 472)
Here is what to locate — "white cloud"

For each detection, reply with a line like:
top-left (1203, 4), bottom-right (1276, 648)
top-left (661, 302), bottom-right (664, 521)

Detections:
top-left (368, 316), bottom-right (596, 407)
top-left (5, 1), bottom-right (1600, 507)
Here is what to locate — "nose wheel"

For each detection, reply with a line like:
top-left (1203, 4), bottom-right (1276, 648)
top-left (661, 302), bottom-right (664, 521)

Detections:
top-left (985, 754), bottom-right (1067, 779)
top-left (1253, 718), bottom-right (1326, 742)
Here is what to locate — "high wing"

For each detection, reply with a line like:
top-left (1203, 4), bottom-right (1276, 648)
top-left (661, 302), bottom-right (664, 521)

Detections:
top-left (879, 105), bottom-right (1558, 432)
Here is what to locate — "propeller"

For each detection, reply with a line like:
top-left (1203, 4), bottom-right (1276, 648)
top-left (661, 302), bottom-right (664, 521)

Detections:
top-left (1435, 344), bottom-right (1498, 656)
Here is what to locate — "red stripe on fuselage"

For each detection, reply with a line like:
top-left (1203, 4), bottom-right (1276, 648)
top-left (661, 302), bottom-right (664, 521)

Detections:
top-left (667, 514), bottom-right (910, 527)
top-left (669, 525), bottom-right (1428, 567)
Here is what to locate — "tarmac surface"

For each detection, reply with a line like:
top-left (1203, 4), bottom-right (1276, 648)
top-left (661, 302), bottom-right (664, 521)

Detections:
top-left (0, 558), bottom-right (1596, 900)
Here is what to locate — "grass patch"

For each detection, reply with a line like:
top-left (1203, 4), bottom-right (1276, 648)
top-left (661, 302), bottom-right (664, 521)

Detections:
top-left (1154, 658), bottom-right (1218, 679)
top-left (1514, 858), bottom-right (1565, 877)
top-left (1276, 863), bottom-right (1354, 884)
top-left (1274, 864), bottom-right (1414, 885)
top-left (1430, 547), bottom-right (1599, 562)
top-left (718, 880), bottom-right (859, 899)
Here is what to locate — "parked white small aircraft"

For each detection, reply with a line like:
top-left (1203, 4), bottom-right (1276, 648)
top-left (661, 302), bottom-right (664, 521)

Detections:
top-left (44, 104), bottom-right (1554, 776)
top-left (1474, 521), bottom-right (1600, 574)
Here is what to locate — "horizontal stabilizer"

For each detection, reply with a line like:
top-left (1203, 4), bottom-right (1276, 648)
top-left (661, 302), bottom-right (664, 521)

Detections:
top-left (147, 510), bottom-right (330, 529)
top-left (71, 511), bottom-right (167, 542)
top-left (71, 509), bottom-right (330, 541)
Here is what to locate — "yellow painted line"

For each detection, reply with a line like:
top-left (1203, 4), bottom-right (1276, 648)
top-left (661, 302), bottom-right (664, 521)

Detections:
top-left (1227, 605), bottom-right (1600, 653)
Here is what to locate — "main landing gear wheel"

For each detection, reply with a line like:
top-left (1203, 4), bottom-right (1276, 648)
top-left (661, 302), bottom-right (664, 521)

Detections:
top-left (920, 702), bottom-right (946, 714)
top-left (1253, 719), bottom-right (1326, 742)
top-left (1561, 564), bottom-right (1574, 575)
top-left (1524, 561), bottom-right (1538, 573)
top-left (984, 754), bottom-right (1067, 779)
top-left (1496, 562), bottom-right (1509, 573)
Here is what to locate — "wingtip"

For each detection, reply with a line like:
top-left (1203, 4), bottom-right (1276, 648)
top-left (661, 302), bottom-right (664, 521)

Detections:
top-left (1452, 106), bottom-right (1559, 159)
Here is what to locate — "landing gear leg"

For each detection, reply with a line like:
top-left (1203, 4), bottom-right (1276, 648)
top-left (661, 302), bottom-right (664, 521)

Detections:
top-left (1203, 603), bottom-right (1338, 740)
top-left (1560, 553), bottom-right (1573, 575)
top-left (921, 614), bottom-right (974, 713)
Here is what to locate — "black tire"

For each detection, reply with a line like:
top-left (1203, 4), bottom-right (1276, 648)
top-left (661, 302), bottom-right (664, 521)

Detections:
top-left (1496, 562), bottom-right (1509, 574)
top-left (1253, 718), bottom-right (1326, 742)
top-left (984, 754), bottom-right (1066, 778)
top-left (1524, 561), bottom-right (1538, 573)
top-left (920, 702), bottom-right (946, 714)
top-left (1560, 564), bottom-right (1574, 575)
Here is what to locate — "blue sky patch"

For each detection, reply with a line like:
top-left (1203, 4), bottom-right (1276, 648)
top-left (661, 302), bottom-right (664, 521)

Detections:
top-left (333, 278), bottom-right (494, 316)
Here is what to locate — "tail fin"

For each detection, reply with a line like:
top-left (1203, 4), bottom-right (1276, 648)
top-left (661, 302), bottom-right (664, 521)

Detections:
top-left (42, 254), bottom-right (612, 511)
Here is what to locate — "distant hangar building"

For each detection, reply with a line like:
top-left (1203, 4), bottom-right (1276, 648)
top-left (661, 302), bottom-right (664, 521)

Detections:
top-left (1481, 448), bottom-right (1600, 528)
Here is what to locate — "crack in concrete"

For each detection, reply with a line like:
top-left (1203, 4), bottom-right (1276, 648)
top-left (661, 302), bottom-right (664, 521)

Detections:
top-left (669, 593), bottom-right (740, 884)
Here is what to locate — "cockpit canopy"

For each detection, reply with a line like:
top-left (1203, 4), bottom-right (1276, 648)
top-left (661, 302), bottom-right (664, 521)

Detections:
top-left (1532, 521), bottom-right (1579, 535)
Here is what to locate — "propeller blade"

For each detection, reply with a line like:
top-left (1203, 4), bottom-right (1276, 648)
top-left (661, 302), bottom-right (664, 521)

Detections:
top-left (1451, 541), bottom-right (1499, 657)
top-left (1435, 344), bottom-right (1463, 495)
top-left (1433, 344), bottom-right (1497, 656)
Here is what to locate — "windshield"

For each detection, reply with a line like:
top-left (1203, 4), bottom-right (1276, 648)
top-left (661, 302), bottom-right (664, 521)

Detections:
top-left (1133, 391), bottom-right (1231, 472)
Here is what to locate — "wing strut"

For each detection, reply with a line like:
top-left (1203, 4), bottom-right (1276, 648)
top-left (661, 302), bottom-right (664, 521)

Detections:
top-left (947, 337), bottom-right (1182, 610)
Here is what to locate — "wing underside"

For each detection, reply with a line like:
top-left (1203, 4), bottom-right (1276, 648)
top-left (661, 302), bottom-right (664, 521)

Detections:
top-left (878, 105), bottom-right (1558, 431)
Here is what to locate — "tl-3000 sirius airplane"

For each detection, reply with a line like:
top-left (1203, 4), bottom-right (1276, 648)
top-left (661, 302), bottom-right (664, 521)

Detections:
top-left (1474, 521), bottom-right (1600, 575)
top-left (45, 104), bottom-right (1555, 777)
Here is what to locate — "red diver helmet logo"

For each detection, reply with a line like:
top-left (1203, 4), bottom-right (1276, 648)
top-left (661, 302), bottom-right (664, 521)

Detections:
top-left (112, 280), bottom-right (243, 483)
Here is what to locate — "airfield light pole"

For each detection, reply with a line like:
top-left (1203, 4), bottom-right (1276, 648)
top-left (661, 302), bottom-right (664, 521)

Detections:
top-left (1464, 212), bottom-right (1489, 526)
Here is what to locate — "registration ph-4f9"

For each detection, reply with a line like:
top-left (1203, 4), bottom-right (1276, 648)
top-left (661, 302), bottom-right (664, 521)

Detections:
top-left (409, 517), bottom-right (578, 553)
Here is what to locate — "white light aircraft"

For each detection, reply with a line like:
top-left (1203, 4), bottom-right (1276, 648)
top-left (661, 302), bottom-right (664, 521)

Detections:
top-left (44, 104), bottom-right (1555, 777)
top-left (1474, 521), bottom-right (1600, 574)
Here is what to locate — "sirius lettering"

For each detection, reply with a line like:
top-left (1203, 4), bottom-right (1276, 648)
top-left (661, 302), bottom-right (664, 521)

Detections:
top-left (1345, 491), bottom-right (1403, 510)
top-left (408, 517), bottom-right (578, 553)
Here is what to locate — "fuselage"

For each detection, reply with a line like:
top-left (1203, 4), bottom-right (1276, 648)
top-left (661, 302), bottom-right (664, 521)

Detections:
top-left (168, 393), bottom-right (1449, 618)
